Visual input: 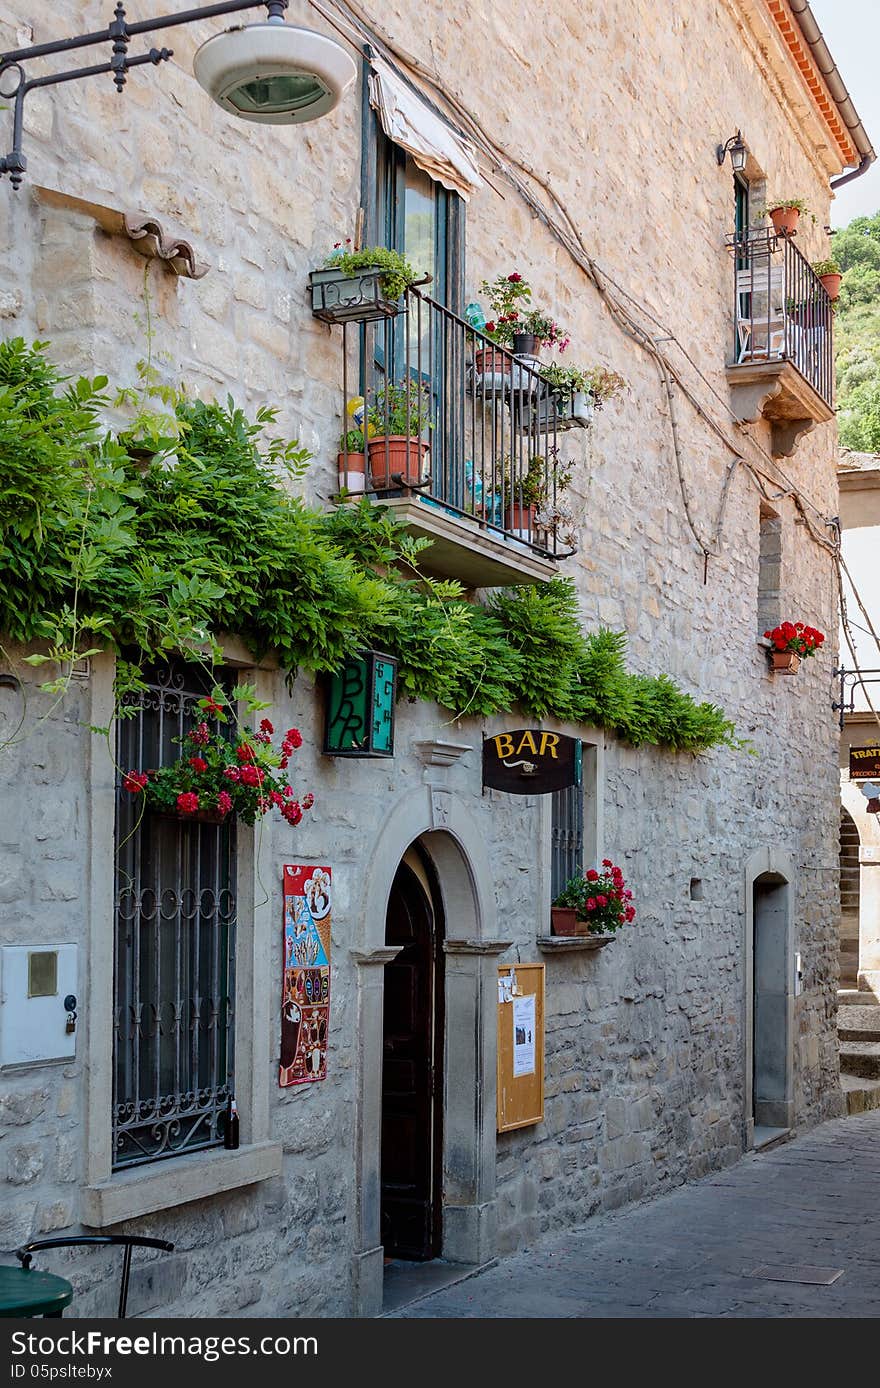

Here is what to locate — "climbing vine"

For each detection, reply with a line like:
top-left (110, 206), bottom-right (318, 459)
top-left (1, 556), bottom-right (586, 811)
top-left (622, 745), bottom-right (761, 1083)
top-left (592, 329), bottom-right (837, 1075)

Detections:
top-left (0, 340), bottom-right (736, 754)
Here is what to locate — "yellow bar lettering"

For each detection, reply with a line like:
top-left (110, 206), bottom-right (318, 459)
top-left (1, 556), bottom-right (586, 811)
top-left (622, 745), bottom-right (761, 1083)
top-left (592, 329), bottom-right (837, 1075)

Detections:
top-left (539, 733), bottom-right (560, 759)
top-left (493, 734), bottom-right (515, 759)
top-left (516, 730), bottom-right (538, 756)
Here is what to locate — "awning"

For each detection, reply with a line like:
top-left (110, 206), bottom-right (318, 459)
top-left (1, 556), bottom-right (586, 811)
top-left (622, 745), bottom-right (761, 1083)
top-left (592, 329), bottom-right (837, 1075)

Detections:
top-left (368, 57), bottom-right (483, 201)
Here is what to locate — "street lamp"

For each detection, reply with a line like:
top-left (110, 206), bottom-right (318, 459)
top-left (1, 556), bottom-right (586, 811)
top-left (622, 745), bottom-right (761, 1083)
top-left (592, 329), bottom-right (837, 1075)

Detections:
top-left (716, 130), bottom-right (747, 172)
top-left (0, 1), bottom-right (357, 189)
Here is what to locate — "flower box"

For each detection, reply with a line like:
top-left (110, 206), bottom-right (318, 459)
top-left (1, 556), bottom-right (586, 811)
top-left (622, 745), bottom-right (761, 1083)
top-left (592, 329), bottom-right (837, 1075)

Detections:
top-left (309, 266), bottom-right (400, 325)
top-left (770, 650), bottom-right (800, 674)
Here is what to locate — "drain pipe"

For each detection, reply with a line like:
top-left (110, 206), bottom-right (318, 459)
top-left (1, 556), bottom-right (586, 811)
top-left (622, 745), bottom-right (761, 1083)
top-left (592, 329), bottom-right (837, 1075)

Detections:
top-left (788, 0), bottom-right (875, 188)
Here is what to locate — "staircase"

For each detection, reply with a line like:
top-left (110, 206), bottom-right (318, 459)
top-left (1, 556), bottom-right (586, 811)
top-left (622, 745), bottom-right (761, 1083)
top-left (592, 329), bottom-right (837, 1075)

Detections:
top-left (838, 990), bottom-right (880, 1114)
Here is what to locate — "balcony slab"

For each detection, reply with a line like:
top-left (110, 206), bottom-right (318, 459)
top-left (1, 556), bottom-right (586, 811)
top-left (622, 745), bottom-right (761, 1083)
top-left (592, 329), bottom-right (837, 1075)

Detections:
top-left (363, 494), bottom-right (558, 587)
top-left (726, 359), bottom-right (834, 459)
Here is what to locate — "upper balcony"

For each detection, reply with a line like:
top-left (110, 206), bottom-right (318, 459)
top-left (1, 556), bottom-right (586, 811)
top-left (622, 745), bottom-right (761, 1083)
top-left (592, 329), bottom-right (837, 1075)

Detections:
top-left (725, 229), bottom-right (835, 458)
top-left (318, 276), bottom-right (582, 587)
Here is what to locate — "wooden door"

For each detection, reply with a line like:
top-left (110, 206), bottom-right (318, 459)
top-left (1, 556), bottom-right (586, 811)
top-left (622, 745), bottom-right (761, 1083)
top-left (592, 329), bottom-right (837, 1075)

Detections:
top-left (381, 861), bottom-right (442, 1260)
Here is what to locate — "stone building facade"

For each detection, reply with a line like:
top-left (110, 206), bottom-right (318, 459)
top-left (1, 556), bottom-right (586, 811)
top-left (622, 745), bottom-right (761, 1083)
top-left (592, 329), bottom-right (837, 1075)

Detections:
top-left (0, 0), bottom-right (865, 1316)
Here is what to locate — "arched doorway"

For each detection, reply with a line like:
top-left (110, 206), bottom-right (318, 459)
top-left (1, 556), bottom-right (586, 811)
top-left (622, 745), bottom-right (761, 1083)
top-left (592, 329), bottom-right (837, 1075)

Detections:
top-left (744, 848), bottom-right (795, 1148)
top-left (840, 806), bottom-right (861, 989)
top-left (381, 845), bottom-right (444, 1261)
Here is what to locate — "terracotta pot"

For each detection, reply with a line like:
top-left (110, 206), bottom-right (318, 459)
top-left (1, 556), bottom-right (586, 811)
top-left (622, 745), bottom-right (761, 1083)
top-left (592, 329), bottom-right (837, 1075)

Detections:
top-left (819, 272), bottom-right (842, 302)
top-left (505, 500), bottom-right (536, 537)
top-left (368, 436), bottom-right (429, 489)
top-left (551, 906), bottom-right (588, 936)
top-left (473, 347), bottom-right (511, 377)
top-left (337, 451), bottom-right (366, 494)
top-left (770, 650), bottom-right (801, 674)
top-left (768, 206), bottom-right (800, 237)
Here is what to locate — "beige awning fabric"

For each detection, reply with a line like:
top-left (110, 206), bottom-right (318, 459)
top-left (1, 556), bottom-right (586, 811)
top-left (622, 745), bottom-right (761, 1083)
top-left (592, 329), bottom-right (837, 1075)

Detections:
top-left (368, 57), bottom-right (483, 201)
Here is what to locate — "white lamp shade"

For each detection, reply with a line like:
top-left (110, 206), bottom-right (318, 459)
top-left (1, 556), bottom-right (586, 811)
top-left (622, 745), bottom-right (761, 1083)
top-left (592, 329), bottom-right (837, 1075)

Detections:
top-left (193, 23), bottom-right (356, 124)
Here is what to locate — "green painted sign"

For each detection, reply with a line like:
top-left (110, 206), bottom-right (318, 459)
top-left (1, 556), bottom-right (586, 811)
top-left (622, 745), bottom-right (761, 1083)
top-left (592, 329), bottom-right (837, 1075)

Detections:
top-left (324, 651), bottom-right (397, 758)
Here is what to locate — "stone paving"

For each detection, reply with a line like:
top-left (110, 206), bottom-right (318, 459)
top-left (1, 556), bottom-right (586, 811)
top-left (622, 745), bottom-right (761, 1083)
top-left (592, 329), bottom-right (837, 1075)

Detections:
top-left (390, 1111), bottom-right (880, 1318)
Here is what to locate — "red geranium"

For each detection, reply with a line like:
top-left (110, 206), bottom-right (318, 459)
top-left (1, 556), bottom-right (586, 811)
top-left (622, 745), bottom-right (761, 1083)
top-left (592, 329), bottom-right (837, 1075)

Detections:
top-left (764, 622), bottom-right (825, 659)
top-left (123, 771), bottom-right (148, 794)
top-left (188, 756), bottom-right (208, 774)
top-left (177, 792), bottom-right (199, 814)
top-left (553, 859), bottom-right (636, 935)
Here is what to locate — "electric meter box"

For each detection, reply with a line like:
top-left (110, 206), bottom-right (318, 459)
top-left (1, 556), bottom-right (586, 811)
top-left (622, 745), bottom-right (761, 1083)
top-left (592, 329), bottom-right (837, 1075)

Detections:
top-left (0, 943), bottom-right (77, 1067)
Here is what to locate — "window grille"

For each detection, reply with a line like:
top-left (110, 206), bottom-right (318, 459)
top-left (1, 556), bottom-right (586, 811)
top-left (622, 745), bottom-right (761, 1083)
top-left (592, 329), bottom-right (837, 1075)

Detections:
top-left (113, 661), bottom-right (236, 1169)
top-left (551, 783), bottom-right (584, 901)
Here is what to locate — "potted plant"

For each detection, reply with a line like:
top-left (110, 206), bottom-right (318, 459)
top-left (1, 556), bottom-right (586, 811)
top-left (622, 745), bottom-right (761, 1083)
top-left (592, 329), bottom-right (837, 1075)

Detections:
top-left (764, 621), bottom-right (825, 674)
top-left (479, 272), bottom-right (569, 359)
top-left (337, 428), bottom-right (366, 494)
top-left (367, 378), bottom-right (433, 488)
top-left (534, 363), bottom-right (626, 431)
top-left (552, 861), bottom-right (636, 937)
top-left (122, 688), bottom-right (314, 827)
top-left (499, 453), bottom-right (547, 537)
top-left (310, 241), bottom-right (417, 324)
top-left (755, 198), bottom-right (813, 237)
top-left (812, 258), bottom-right (842, 302)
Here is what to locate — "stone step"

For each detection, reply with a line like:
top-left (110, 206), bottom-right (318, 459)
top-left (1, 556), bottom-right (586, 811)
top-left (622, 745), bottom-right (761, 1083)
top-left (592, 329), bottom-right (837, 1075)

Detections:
top-left (841, 1075), bottom-right (880, 1116)
top-left (839, 1041), bottom-right (880, 1079)
top-left (838, 1006), bottom-right (880, 1042)
top-left (838, 989), bottom-right (880, 1007)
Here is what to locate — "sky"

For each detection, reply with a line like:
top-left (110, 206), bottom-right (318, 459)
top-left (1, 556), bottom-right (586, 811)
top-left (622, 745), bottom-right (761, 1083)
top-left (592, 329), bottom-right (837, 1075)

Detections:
top-left (810, 0), bottom-right (880, 227)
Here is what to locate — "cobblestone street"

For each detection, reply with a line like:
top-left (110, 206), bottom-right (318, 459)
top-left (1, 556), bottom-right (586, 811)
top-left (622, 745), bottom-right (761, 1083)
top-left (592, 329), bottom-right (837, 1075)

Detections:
top-left (391, 1111), bottom-right (880, 1317)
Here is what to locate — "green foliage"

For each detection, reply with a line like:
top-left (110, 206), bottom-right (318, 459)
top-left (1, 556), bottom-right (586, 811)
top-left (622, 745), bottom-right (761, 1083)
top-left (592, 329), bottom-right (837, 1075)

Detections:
top-left (338, 428), bottom-right (365, 453)
top-left (368, 378), bottom-right (433, 438)
top-left (832, 211), bottom-right (880, 450)
top-left (324, 245), bottom-right (416, 301)
top-left (0, 341), bottom-right (736, 755)
top-left (811, 259), bottom-right (840, 278)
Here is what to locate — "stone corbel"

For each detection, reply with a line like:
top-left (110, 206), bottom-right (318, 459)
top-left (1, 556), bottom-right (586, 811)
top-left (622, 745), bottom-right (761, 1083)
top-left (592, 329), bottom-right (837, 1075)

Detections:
top-left (728, 374), bottom-right (785, 424)
top-left (770, 418), bottom-right (817, 459)
top-left (34, 185), bottom-right (209, 279)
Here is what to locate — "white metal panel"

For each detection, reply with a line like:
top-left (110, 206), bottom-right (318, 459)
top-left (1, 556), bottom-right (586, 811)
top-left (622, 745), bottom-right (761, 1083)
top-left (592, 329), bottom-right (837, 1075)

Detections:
top-left (0, 943), bottom-right (77, 1066)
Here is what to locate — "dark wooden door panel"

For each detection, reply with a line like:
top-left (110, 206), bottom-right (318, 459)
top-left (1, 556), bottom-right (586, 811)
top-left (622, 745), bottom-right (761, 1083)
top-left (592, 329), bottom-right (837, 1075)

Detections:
top-left (381, 860), bottom-right (441, 1261)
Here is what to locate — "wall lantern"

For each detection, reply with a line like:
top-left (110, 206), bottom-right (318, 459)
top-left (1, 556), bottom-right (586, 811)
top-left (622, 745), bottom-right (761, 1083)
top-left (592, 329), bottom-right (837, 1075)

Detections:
top-left (716, 129), bottom-right (747, 172)
top-left (0, 1), bottom-right (356, 190)
top-left (323, 651), bottom-right (397, 758)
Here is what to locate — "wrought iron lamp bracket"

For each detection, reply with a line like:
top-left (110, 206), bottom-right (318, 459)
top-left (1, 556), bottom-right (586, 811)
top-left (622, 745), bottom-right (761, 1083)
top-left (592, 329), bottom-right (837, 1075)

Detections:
top-left (0, 0), bottom-right (288, 189)
top-left (832, 665), bottom-right (880, 730)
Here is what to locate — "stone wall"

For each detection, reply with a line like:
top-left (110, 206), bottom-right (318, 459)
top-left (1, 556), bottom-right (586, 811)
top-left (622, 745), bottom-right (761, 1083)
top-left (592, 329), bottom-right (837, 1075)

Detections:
top-left (0, 0), bottom-right (845, 1314)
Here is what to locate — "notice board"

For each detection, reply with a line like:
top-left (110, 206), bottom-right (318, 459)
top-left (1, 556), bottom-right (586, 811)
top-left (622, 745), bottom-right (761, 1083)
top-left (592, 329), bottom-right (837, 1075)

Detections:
top-left (497, 963), bottom-right (545, 1132)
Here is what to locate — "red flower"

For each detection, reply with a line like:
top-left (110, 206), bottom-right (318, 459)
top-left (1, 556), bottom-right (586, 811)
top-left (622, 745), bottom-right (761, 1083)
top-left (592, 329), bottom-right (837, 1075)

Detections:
top-left (586, 869), bottom-right (599, 881)
top-left (223, 766), bottom-right (241, 782)
top-left (200, 697), bottom-right (224, 716)
top-left (278, 756), bottom-right (289, 771)
top-left (484, 321), bottom-right (496, 334)
top-left (188, 756), bottom-right (207, 774)
top-left (254, 731), bottom-right (271, 744)
top-left (236, 743), bottom-right (256, 763)
top-left (270, 790), bottom-right (285, 807)
top-left (216, 791), bottom-right (233, 815)
top-left (624, 906), bottom-right (636, 922)
top-left (123, 771), bottom-right (148, 794)
top-left (282, 800), bottom-right (303, 826)
top-left (285, 728), bottom-right (303, 750)
top-left (596, 895), bottom-right (607, 907)
top-left (260, 718), bottom-right (274, 735)
top-left (602, 858), bottom-right (613, 868)
top-left (302, 792), bottom-right (314, 810)
top-left (177, 792), bottom-right (199, 814)
top-left (256, 796), bottom-right (271, 815)
top-left (240, 765), bottom-right (264, 787)
top-left (189, 721), bottom-right (210, 746)
top-left (508, 272), bottom-right (523, 282)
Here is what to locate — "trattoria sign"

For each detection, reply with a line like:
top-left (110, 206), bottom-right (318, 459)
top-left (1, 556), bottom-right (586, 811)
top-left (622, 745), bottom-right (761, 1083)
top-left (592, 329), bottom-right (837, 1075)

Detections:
top-left (482, 730), bottom-right (582, 795)
top-left (850, 745), bottom-right (880, 780)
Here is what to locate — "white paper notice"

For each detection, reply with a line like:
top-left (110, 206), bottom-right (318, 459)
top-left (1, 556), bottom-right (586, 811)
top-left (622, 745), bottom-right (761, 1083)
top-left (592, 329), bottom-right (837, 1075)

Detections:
top-left (512, 993), bottom-right (536, 1077)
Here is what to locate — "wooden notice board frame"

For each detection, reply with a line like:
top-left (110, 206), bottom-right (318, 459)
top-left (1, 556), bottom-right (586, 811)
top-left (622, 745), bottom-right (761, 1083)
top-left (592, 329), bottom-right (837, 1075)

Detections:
top-left (496, 963), bottom-right (545, 1132)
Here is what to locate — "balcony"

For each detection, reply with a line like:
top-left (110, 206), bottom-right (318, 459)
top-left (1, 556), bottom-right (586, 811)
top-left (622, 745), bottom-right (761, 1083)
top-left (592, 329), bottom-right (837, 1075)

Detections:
top-left (726, 229), bottom-right (835, 457)
top-left (333, 287), bottom-right (581, 587)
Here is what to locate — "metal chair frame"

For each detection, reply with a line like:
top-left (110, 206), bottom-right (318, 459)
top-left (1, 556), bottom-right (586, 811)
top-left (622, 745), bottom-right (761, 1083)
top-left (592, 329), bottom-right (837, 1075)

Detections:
top-left (15, 1234), bottom-right (175, 1318)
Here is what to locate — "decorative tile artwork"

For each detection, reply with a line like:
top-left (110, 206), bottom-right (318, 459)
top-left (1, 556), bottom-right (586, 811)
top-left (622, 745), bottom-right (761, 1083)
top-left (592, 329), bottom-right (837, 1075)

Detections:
top-left (279, 864), bottom-right (331, 1087)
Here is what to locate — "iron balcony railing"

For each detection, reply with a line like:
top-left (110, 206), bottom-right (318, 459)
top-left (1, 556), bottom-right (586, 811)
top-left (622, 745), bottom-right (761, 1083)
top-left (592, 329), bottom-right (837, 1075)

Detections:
top-left (728, 228), bottom-right (834, 407)
top-left (339, 286), bottom-right (585, 560)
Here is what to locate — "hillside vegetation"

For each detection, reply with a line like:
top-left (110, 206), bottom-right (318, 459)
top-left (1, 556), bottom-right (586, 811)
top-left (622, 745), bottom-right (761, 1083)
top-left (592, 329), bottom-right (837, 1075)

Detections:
top-left (833, 210), bottom-right (880, 451)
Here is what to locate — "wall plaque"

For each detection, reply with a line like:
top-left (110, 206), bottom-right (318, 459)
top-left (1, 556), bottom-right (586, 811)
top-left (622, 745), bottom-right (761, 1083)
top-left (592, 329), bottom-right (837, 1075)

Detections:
top-left (482, 730), bottom-right (581, 795)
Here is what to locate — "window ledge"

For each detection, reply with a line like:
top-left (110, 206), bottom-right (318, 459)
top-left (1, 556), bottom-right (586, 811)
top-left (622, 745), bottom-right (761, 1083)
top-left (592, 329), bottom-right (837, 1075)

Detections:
top-left (81, 1141), bottom-right (282, 1228)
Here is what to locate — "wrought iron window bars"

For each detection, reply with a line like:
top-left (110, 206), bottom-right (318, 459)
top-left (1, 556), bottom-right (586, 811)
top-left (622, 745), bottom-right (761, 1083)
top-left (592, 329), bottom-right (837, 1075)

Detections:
top-left (0, 0), bottom-right (287, 188)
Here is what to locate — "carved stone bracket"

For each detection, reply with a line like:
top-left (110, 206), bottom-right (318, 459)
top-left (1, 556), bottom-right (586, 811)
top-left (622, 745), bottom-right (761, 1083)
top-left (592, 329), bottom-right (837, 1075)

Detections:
top-left (413, 739), bottom-right (474, 767)
top-left (34, 185), bottom-right (209, 279)
top-left (726, 359), bottom-right (833, 459)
